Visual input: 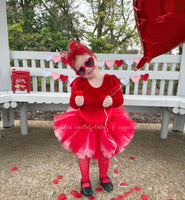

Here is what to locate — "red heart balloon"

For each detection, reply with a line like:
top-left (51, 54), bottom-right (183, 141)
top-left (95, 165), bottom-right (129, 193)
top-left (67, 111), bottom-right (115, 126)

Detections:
top-left (60, 74), bottom-right (68, 82)
top-left (133, 0), bottom-right (185, 70)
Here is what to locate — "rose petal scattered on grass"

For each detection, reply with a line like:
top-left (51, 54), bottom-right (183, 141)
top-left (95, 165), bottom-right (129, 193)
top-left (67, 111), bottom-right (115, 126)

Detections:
top-left (130, 156), bottom-right (135, 160)
top-left (120, 182), bottom-right (127, 187)
top-left (58, 193), bottom-right (67, 200)
top-left (110, 198), bottom-right (117, 200)
top-left (53, 179), bottom-right (59, 184)
top-left (11, 166), bottom-right (18, 171)
top-left (117, 194), bottom-right (124, 199)
top-left (89, 196), bottom-right (96, 200)
top-left (113, 169), bottom-right (119, 174)
top-left (95, 187), bottom-right (102, 192)
top-left (141, 194), bottom-right (148, 200)
top-left (135, 186), bottom-right (142, 191)
top-left (57, 175), bottom-right (63, 179)
top-left (130, 187), bottom-right (135, 192)
top-left (70, 190), bottom-right (78, 195)
top-left (75, 193), bottom-right (82, 198)
top-left (168, 199), bottom-right (174, 200)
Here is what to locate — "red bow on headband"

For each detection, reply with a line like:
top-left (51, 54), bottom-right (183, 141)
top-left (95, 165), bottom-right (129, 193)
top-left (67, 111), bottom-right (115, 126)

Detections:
top-left (60, 40), bottom-right (94, 67)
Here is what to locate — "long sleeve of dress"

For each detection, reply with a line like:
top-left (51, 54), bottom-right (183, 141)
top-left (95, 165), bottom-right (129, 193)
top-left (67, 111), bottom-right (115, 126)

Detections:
top-left (69, 78), bottom-right (81, 109)
top-left (112, 87), bottom-right (124, 107)
top-left (109, 75), bottom-right (124, 107)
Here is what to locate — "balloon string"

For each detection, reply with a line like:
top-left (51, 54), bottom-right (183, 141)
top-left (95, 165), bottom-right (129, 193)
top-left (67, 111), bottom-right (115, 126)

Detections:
top-left (103, 86), bottom-right (122, 165)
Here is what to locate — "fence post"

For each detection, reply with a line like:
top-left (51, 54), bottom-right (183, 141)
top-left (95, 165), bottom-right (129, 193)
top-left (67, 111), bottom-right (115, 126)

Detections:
top-left (0, 0), bottom-right (11, 91)
top-left (172, 44), bottom-right (185, 132)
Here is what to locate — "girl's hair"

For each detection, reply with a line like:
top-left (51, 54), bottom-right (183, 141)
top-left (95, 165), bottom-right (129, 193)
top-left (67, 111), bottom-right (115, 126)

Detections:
top-left (60, 40), bottom-right (96, 69)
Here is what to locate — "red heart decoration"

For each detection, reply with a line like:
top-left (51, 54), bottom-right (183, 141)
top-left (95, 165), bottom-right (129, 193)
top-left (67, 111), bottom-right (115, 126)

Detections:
top-left (141, 73), bottom-right (149, 81)
top-left (134, 0), bottom-right (185, 70)
top-left (60, 51), bottom-right (69, 65)
top-left (84, 57), bottom-right (94, 67)
top-left (115, 60), bottom-right (124, 67)
top-left (77, 91), bottom-right (83, 96)
top-left (60, 74), bottom-right (68, 82)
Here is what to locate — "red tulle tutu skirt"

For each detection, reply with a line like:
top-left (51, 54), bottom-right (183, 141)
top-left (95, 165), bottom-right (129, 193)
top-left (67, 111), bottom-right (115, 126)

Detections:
top-left (54, 107), bottom-right (135, 159)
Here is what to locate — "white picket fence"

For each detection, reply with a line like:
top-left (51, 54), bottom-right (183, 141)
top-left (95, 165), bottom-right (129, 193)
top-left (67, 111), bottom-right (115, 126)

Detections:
top-left (1, 45), bottom-right (185, 139)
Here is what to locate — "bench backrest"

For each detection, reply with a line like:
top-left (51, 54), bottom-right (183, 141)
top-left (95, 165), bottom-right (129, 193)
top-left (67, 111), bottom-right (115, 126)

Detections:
top-left (10, 51), bottom-right (182, 96)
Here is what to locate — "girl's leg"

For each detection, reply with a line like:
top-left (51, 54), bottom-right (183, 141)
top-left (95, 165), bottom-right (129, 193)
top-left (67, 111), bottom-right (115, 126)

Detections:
top-left (79, 157), bottom-right (93, 196)
top-left (98, 155), bottom-right (113, 192)
top-left (98, 155), bottom-right (110, 182)
top-left (79, 158), bottom-right (91, 187)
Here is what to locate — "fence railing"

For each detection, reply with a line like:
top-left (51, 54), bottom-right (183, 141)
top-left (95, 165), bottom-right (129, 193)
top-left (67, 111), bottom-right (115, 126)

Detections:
top-left (10, 51), bottom-right (182, 96)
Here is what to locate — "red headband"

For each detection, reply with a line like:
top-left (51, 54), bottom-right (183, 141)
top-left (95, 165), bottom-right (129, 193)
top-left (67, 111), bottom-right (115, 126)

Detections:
top-left (60, 40), bottom-right (95, 67)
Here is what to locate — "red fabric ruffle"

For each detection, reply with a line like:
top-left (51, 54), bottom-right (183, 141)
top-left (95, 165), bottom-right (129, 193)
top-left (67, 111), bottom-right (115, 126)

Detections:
top-left (54, 106), bottom-right (135, 159)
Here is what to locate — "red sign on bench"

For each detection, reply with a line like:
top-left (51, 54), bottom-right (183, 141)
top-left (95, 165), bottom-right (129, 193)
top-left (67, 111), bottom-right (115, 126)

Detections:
top-left (12, 70), bottom-right (30, 93)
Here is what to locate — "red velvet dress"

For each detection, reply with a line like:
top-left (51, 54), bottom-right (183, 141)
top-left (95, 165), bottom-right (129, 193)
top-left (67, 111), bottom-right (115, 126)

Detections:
top-left (54, 74), bottom-right (135, 159)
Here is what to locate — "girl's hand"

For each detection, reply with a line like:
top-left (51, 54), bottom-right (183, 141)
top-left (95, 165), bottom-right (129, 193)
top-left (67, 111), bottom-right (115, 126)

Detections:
top-left (75, 96), bottom-right (84, 107)
top-left (103, 95), bottom-right (113, 107)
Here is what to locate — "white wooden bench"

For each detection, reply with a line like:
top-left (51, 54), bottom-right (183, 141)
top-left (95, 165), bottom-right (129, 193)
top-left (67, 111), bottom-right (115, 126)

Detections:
top-left (1, 45), bottom-right (185, 139)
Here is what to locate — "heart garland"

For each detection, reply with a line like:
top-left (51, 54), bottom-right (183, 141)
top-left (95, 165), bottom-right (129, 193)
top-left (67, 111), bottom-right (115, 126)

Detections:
top-left (121, 73), bottom-right (150, 85)
top-left (120, 78), bottom-right (130, 86)
top-left (44, 54), bottom-right (53, 61)
top-left (52, 72), bottom-right (60, 80)
top-left (106, 60), bottom-right (114, 68)
top-left (131, 75), bottom-right (141, 84)
top-left (141, 73), bottom-right (149, 81)
top-left (52, 55), bottom-right (61, 63)
top-left (115, 60), bottom-right (124, 67)
top-left (42, 53), bottom-right (150, 84)
top-left (60, 74), bottom-right (68, 82)
top-left (44, 52), bottom-right (142, 68)
top-left (43, 70), bottom-right (52, 77)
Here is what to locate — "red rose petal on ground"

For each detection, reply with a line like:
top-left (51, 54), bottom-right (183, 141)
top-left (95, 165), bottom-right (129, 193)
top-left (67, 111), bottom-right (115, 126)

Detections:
top-left (130, 187), bottom-right (135, 192)
top-left (130, 156), bottom-right (135, 160)
top-left (70, 190), bottom-right (78, 195)
top-left (168, 199), bottom-right (174, 200)
top-left (11, 166), bottom-right (18, 171)
top-left (135, 186), bottom-right (142, 191)
top-left (113, 169), bottom-right (119, 173)
top-left (110, 198), bottom-right (117, 200)
top-left (89, 196), bottom-right (96, 200)
top-left (141, 195), bottom-right (148, 200)
top-left (58, 193), bottom-right (67, 200)
top-left (75, 193), bottom-right (82, 198)
top-left (117, 194), bottom-right (124, 199)
top-left (53, 179), bottom-right (59, 184)
top-left (57, 175), bottom-right (63, 179)
top-left (120, 182), bottom-right (127, 187)
top-left (95, 187), bottom-right (102, 192)
top-left (124, 191), bottom-right (131, 197)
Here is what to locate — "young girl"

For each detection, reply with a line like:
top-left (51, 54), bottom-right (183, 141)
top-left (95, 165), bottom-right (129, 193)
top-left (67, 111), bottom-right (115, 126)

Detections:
top-left (54, 40), bottom-right (135, 197)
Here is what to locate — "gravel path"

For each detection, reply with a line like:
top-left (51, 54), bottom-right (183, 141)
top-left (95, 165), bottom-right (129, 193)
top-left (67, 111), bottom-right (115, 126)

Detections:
top-left (0, 121), bottom-right (185, 200)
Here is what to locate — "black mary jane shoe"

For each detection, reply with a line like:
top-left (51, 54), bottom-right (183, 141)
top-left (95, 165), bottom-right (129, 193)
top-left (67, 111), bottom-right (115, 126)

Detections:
top-left (100, 176), bottom-right (113, 192)
top-left (81, 180), bottom-right (93, 197)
